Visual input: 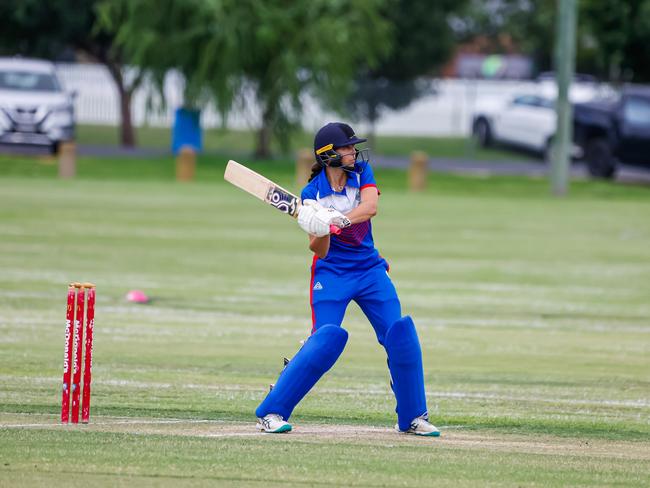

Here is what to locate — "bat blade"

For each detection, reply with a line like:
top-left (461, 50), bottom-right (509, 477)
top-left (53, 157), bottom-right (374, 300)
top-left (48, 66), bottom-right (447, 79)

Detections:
top-left (224, 160), bottom-right (341, 234)
top-left (224, 160), bottom-right (299, 217)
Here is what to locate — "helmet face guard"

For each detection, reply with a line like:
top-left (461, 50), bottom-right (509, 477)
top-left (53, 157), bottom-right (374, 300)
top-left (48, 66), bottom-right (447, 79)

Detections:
top-left (315, 144), bottom-right (369, 174)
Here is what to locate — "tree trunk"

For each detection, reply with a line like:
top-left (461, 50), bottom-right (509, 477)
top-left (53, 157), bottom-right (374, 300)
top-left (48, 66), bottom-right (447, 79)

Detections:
top-left (119, 89), bottom-right (136, 147)
top-left (255, 105), bottom-right (273, 159)
top-left (366, 101), bottom-right (378, 151)
top-left (367, 122), bottom-right (377, 151)
top-left (105, 60), bottom-right (137, 148)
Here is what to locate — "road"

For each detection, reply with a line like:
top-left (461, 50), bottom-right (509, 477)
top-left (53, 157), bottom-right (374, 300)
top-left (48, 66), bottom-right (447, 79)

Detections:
top-left (372, 154), bottom-right (650, 184)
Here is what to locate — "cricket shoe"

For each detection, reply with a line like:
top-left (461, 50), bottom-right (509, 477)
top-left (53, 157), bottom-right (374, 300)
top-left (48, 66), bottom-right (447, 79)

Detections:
top-left (256, 414), bottom-right (292, 433)
top-left (395, 415), bottom-right (440, 437)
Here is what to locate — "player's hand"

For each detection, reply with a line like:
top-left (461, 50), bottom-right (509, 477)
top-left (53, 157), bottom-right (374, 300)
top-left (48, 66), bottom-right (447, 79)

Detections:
top-left (314, 206), bottom-right (351, 230)
top-left (297, 200), bottom-right (330, 237)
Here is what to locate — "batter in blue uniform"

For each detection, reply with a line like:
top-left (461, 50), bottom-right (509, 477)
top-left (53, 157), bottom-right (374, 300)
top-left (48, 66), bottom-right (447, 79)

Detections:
top-left (255, 122), bottom-right (439, 437)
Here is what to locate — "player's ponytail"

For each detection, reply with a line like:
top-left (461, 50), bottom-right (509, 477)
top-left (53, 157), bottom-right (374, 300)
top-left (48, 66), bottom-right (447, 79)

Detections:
top-left (308, 161), bottom-right (323, 182)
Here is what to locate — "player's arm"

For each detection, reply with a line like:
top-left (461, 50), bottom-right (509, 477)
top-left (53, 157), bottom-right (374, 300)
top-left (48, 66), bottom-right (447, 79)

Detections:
top-left (344, 186), bottom-right (378, 224)
top-left (297, 200), bottom-right (337, 258)
top-left (309, 234), bottom-right (330, 258)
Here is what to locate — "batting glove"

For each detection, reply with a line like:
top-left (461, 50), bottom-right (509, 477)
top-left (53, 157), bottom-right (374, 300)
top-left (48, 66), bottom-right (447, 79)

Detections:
top-left (297, 200), bottom-right (330, 237)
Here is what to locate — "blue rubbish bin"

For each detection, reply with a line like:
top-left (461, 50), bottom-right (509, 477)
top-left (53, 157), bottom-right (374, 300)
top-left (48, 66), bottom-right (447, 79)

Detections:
top-left (172, 108), bottom-right (202, 154)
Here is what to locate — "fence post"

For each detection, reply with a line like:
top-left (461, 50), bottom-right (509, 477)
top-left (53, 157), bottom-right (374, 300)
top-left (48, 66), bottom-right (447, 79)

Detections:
top-left (176, 146), bottom-right (196, 182)
top-left (58, 142), bottom-right (77, 179)
top-left (296, 148), bottom-right (312, 189)
top-left (408, 151), bottom-right (428, 192)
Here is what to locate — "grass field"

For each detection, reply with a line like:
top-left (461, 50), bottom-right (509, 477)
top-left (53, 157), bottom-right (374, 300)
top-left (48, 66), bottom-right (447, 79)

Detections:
top-left (0, 154), bottom-right (649, 486)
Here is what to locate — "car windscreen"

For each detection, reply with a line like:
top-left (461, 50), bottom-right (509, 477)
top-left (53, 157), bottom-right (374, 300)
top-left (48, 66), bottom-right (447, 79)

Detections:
top-left (0, 70), bottom-right (61, 92)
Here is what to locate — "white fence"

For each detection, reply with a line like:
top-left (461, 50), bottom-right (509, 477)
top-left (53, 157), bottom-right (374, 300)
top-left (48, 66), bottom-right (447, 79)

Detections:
top-left (55, 63), bottom-right (595, 137)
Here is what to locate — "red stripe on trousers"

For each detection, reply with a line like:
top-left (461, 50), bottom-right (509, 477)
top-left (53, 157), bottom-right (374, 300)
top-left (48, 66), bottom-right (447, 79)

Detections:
top-left (310, 254), bottom-right (319, 334)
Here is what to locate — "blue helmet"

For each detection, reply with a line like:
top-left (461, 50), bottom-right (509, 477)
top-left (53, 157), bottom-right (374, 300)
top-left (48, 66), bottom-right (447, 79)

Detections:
top-left (313, 122), bottom-right (368, 170)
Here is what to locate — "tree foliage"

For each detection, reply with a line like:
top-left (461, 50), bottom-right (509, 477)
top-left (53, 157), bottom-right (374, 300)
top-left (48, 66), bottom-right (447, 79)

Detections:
top-left (581, 0), bottom-right (650, 81)
top-left (456, 0), bottom-right (650, 82)
top-left (101, 0), bottom-right (392, 157)
top-left (344, 0), bottom-right (466, 142)
top-left (0, 2), bottom-right (79, 58)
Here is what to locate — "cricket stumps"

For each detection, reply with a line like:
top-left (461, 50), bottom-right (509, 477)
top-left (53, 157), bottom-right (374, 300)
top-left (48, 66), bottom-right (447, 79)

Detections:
top-left (61, 282), bottom-right (96, 424)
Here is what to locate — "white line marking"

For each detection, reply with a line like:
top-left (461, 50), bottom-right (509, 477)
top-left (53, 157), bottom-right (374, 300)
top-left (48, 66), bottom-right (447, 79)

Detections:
top-left (0, 418), bottom-right (229, 428)
top-left (2, 375), bottom-right (648, 409)
top-left (199, 433), bottom-right (262, 438)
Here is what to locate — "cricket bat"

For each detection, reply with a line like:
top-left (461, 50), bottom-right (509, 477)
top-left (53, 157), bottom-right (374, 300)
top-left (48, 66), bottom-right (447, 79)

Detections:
top-left (224, 160), bottom-right (341, 234)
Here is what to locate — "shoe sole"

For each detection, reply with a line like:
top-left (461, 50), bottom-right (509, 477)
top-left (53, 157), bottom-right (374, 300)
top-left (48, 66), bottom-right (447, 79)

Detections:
top-left (414, 430), bottom-right (440, 437)
top-left (257, 423), bottom-right (292, 433)
top-left (395, 425), bottom-right (441, 437)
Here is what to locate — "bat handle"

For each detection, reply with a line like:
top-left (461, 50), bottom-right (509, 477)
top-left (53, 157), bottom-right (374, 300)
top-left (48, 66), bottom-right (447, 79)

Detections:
top-left (329, 225), bottom-right (341, 235)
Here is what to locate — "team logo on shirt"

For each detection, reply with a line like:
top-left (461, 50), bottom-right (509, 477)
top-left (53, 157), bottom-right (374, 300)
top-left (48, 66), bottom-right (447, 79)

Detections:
top-left (313, 282), bottom-right (323, 290)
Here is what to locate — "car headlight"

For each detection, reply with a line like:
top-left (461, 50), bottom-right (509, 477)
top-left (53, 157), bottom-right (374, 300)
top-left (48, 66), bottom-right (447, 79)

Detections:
top-left (45, 108), bottom-right (74, 128)
top-left (0, 109), bottom-right (10, 131)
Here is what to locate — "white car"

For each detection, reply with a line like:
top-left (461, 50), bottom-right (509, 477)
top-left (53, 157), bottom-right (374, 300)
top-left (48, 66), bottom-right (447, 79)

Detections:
top-left (473, 94), bottom-right (557, 158)
top-left (471, 82), bottom-right (606, 159)
top-left (0, 57), bottom-right (76, 153)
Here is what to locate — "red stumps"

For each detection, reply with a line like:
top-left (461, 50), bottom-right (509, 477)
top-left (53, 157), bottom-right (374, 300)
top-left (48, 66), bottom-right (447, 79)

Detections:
top-left (61, 286), bottom-right (76, 423)
top-left (70, 287), bottom-right (85, 423)
top-left (61, 282), bottom-right (96, 424)
top-left (81, 287), bottom-right (95, 423)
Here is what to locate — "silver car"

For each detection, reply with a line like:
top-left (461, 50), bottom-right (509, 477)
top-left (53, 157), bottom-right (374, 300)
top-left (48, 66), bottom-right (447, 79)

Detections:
top-left (0, 57), bottom-right (75, 153)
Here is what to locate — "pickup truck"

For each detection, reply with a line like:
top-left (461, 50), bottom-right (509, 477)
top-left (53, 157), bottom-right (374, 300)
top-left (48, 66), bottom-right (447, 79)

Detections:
top-left (574, 85), bottom-right (650, 178)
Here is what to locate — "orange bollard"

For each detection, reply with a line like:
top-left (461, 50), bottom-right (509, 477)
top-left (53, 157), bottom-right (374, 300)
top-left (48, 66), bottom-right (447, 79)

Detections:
top-left (176, 146), bottom-right (196, 182)
top-left (408, 151), bottom-right (428, 192)
top-left (58, 141), bottom-right (76, 179)
top-left (296, 148), bottom-right (312, 189)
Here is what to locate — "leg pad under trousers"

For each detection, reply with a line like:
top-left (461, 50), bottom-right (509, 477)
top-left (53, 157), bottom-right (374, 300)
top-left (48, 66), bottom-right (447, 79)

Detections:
top-left (255, 325), bottom-right (348, 421)
top-left (385, 316), bottom-right (428, 432)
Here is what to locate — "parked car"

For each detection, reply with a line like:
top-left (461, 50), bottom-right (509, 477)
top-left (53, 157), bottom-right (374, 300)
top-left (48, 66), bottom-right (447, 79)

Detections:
top-left (472, 93), bottom-right (558, 159)
top-left (471, 81), bottom-right (604, 160)
top-left (0, 57), bottom-right (76, 153)
top-left (574, 84), bottom-right (650, 178)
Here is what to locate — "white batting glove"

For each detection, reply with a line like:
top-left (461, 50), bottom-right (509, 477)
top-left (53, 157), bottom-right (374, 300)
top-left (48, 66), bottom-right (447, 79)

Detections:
top-left (297, 200), bottom-right (330, 237)
top-left (313, 206), bottom-right (351, 230)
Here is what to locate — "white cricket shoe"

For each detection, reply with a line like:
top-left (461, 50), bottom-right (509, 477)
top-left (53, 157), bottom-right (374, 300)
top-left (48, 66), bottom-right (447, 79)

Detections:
top-left (395, 415), bottom-right (440, 437)
top-left (256, 414), bottom-right (292, 433)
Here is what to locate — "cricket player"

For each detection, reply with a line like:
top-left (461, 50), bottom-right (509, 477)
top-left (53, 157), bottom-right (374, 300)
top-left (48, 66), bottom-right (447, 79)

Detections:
top-left (255, 122), bottom-right (439, 437)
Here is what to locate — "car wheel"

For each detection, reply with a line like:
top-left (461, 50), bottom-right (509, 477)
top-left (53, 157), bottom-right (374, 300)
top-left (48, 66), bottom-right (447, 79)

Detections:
top-left (585, 138), bottom-right (616, 179)
top-left (473, 118), bottom-right (492, 148)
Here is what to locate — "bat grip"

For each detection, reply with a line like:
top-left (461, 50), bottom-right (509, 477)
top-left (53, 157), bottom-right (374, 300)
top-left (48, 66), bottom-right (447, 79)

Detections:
top-left (329, 225), bottom-right (341, 235)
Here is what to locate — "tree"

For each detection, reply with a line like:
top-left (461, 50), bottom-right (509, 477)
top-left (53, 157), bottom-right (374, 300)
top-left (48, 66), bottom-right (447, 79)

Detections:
top-left (581, 0), bottom-right (650, 82)
top-left (455, 0), bottom-right (650, 83)
top-left (343, 0), bottom-right (466, 144)
top-left (101, 0), bottom-right (392, 158)
top-left (0, 0), bottom-right (143, 147)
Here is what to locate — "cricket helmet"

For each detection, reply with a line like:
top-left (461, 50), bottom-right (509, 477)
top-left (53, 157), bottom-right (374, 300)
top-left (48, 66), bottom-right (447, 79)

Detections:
top-left (313, 122), bottom-right (369, 170)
